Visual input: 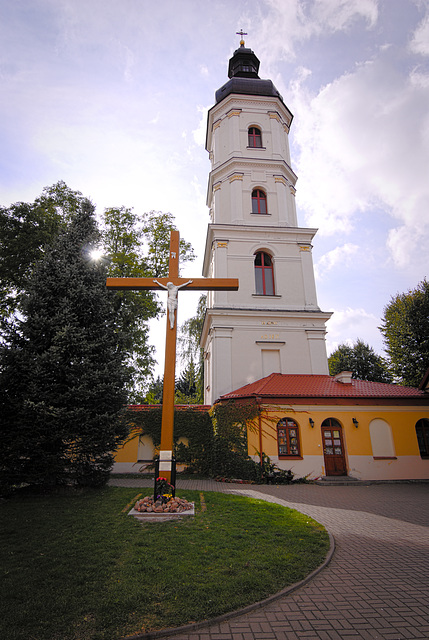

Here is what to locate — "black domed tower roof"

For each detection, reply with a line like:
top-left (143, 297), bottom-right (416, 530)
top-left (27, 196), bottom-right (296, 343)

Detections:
top-left (215, 41), bottom-right (285, 105)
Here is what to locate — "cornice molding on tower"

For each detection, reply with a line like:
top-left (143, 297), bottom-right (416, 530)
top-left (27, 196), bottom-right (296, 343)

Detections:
top-left (200, 307), bottom-right (333, 347)
top-left (208, 93), bottom-right (293, 123)
top-left (201, 305), bottom-right (332, 342)
top-left (202, 307), bottom-right (332, 326)
top-left (228, 172), bottom-right (244, 183)
top-left (206, 157), bottom-right (297, 204)
top-left (274, 175), bottom-right (287, 186)
top-left (211, 155), bottom-right (297, 180)
top-left (202, 223), bottom-right (320, 275)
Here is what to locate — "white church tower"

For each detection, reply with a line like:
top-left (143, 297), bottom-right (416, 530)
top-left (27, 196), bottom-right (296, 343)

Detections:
top-left (201, 38), bottom-right (331, 405)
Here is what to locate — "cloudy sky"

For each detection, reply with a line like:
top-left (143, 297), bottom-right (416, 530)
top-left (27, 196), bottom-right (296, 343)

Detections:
top-left (1, 0), bottom-right (428, 377)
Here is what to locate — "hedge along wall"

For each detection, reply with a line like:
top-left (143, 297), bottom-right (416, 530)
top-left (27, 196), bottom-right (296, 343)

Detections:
top-left (123, 405), bottom-right (215, 475)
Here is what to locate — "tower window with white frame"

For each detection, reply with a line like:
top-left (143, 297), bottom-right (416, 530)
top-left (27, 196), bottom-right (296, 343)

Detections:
top-left (248, 126), bottom-right (262, 148)
top-left (254, 251), bottom-right (275, 295)
top-left (252, 189), bottom-right (267, 214)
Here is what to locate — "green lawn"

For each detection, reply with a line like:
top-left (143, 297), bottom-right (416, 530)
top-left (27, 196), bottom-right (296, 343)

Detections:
top-left (0, 486), bottom-right (329, 640)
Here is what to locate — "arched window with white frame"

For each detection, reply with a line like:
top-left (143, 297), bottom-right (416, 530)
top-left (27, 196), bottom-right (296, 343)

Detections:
top-left (254, 251), bottom-right (275, 295)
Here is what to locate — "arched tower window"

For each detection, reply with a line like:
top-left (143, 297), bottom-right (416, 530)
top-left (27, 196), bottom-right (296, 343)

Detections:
top-left (255, 251), bottom-right (275, 295)
top-left (252, 189), bottom-right (267, 214)
top-left (248, 127), bottom-right (262, 148)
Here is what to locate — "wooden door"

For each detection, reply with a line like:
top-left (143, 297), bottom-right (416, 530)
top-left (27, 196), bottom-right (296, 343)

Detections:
top-left (322, 420), bottom-right (347, 476)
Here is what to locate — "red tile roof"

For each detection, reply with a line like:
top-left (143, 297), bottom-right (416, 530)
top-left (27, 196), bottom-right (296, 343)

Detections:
top-left (220, 373), bottom-right (428, 400)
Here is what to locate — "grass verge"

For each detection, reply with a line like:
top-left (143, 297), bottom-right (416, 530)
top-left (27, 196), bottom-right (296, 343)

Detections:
top-left (0, 486), bottom-right (329, 640)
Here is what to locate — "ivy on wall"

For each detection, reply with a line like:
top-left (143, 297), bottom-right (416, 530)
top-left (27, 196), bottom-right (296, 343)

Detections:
top-left (210, 399), bottom-right (262, 480)
top-left (123, 406), bottom-right (214, 475)
top-left (123, 399), bottom-right (263, 479)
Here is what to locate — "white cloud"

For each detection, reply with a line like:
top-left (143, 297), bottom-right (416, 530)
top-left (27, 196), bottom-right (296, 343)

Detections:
top-left (290, 50), bottom-right (429, 266)
top-left (310, 0), bottom-right (378, 32)
top-left (409, 9), bottom-right (429, 56)
top-left (386, 224), bottom-right (426, 269)
top-left (192, 105), bottom-right (209, 146)
top-left (315, 243), bottom-right (359, 279)
top-left (325, 306), bottom-right (384, 355)
top-left (252, 0), bottom-right (378, 65)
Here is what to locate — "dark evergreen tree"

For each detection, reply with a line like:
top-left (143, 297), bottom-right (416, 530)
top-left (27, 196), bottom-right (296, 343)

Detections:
top-left (175, 360), bottom-right (200, 404)
top-left (0, 200), bottom-right (130, 491)
top-left (328, 339), bottom-right (392, 383)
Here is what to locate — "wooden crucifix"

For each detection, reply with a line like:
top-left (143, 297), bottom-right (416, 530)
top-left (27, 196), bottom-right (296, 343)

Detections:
top-left (106, 230), bottom-right (239, 485)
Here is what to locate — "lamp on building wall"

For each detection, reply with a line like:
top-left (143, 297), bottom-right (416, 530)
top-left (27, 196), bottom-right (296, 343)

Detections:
top-left (352, 418), bottom-right (359, 428)
top-left (309, 418), bottom-right (315, 428)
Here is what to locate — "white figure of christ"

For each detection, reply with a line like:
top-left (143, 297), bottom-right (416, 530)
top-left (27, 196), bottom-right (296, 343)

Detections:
top-left (153, 279), bottom-right (193, 329)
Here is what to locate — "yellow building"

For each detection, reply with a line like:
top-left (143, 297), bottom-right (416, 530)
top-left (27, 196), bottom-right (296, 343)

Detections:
top-left (113, 372), bottom-right (429, 482)
top-left (219, 371), bottom-right (429, 481)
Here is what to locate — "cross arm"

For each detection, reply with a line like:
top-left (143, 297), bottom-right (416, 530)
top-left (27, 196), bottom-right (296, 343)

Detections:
top-left (106, 276), bottom-right (239, 291)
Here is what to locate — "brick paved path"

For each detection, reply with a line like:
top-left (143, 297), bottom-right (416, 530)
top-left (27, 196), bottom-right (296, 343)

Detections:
top-left (110, 478), bottom-right (429, 640)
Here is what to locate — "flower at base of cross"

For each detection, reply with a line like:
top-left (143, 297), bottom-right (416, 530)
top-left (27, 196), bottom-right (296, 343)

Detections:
top-left (155, 476), bottom-right (174, 500)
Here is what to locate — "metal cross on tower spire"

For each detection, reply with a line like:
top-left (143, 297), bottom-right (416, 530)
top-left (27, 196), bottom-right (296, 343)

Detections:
top-left (236, 29), bottom-right (247, 45)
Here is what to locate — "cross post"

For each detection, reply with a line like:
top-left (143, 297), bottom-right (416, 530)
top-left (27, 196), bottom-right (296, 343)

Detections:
top-left (106, 230), bottom-right (239, 487)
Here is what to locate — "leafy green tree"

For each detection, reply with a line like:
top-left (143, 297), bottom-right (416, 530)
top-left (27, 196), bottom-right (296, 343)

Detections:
top-left (0, 200), bottom-right (130, 491)
top-left (178, 294), bottom-right (206, 402)
top-left (379, 279), bottom-right (429, 387)
top-left (328, 339), bottom-right (392, 382)
top-left (102, 207), bottom-right (160, 398)
top-left (141, 211), bottom-right (195, 277)
top-left (0, 181), bottom-right (85, 319)
top-left (144, 376), bottom-right (164, 404)
top-left (101, 207), bottom-right (196, 400)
